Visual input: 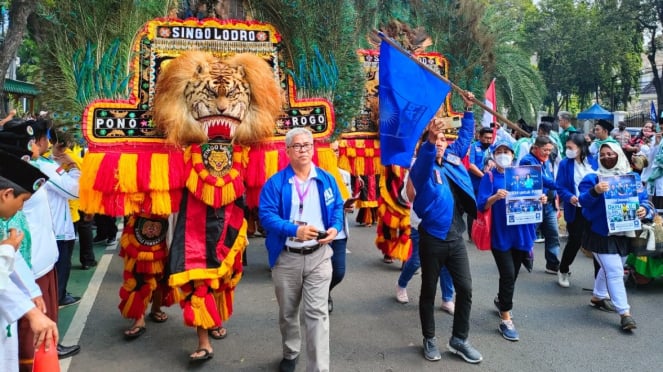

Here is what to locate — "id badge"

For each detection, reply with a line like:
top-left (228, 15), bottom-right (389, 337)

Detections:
top-left (434, 169), bottom-right (444, 184)
top-left (445, 153), bottom-right (461, 165)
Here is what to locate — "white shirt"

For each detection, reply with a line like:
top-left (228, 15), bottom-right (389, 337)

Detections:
top-left (335, 168), bottom-right (352, 240)
top-left (400, 171), bottom-right (421, 229)
top-left (21, 187), bottom-right (59, 279)
top-left (0, 244), bottom-right (14, 290)
top-left (287, 167), bottom-right (325, 248)
top-left (643, 142), bottom-right (663, 197)
top-left (34, 157), bottom-right (80, 241)
top-left (572, 159), bottom-right (596, 205)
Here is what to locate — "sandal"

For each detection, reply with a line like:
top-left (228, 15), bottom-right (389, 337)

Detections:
top-left (148, 311), bottom-right (168, 323)
top-left (208, 327), bottom-right (227, 340)
top-left (189, 348), bottom-right (214, 362)
top-left (590, 298), bottom-right (616, 312)
top-left (124, 326), bottom-right (146, 340)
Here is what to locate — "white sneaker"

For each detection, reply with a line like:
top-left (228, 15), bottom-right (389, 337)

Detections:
top-left (440, 301), bottom-right (455, 315)
top-left (557, 272), bottom-right (570, 288)
top-left (396, 286), bottom-right (409, 304)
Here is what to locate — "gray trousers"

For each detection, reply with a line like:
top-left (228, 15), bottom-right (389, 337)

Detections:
top-left (272, 245), bottom-right (333, 372)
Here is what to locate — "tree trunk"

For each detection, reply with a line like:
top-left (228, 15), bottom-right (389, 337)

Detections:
top-left (0, 0), bottom-right (38, 117)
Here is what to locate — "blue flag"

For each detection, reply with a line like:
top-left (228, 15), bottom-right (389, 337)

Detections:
top-left (651, 101), bottom-right (659, 132)
top-left (379, 40), bottom-right (451, 167)
top-left (651, 101), bottom-right (657, 122)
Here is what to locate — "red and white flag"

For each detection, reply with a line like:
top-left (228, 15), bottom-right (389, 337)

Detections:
top-left (481, 78), bottom-right (497, 129)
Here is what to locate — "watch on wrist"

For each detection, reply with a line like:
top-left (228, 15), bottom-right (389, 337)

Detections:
top-left (465, 106), bottom-right (472, 112)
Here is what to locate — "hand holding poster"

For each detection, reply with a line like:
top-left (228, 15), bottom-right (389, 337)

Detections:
top-left (601, 174), bottom-right (641, 233)
top-left (505, 165), bottom-right (543, 225)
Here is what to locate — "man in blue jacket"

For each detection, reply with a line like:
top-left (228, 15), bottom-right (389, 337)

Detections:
top-left (519, 135), bottom-right (560, 273)
top-left (410, 92), bottom-right (482, 364)
top-left (259, 128), bottom-right (344, 372)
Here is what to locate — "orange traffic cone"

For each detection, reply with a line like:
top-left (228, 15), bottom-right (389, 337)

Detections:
top-left (32, 337), bottom-right (60, 372)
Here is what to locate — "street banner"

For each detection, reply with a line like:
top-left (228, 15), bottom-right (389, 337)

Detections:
top-left (504, 165), bottom-right (543, 226)
top-left (601, 174), bottom-right (641, 234)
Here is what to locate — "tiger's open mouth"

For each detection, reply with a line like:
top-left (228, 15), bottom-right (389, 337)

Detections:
top-left (201, 116), bottom-right (239, 140)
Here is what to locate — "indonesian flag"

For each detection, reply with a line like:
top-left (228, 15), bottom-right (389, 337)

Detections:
top-left (481, 78), bottom-right (497, 129)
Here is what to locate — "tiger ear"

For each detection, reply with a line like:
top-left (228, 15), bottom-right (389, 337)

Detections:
top-left (235, 65), bottom-right (245, 78)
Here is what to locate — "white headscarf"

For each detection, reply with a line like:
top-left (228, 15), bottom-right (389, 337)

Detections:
top-left (597, 141), bottom-right (631, 175)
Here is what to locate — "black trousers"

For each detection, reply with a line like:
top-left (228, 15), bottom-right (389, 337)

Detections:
top-left (94, 214), bottom-right (118, 240)
top-left (491, 248), bottom-right (529, 312)
top-left (559, 207), bottom-right (589, 274)
top-left (76, 211), bottom-right (96, 265)
top-left (419, 227), bottom-right (472, 340)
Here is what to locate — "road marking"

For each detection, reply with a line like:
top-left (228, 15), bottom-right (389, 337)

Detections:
top-left (59, 251), bottom-right (114, 371)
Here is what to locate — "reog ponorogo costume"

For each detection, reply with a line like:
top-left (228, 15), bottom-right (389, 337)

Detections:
top-left (341, 22), bottom-right (461, 263)
top-left (79, 17), bottom-right (347, 358)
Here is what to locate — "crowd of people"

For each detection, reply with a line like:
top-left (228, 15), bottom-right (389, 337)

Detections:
top-left (459, 111), bottom-right (660, 342)
top-left (3, 100), bottom-right (662, 372)
top-left (0, 115), bottom-right (120, 372)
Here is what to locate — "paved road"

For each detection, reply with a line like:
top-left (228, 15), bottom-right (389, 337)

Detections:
top-left (61, 218), bottom-right (663, 371)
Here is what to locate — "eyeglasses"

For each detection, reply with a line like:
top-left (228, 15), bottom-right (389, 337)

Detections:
top-left (289, 143), bottom-right (313, 152)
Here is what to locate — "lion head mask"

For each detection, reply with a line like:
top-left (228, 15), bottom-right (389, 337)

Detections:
top-left (153, 51), bottom-right (283, 146)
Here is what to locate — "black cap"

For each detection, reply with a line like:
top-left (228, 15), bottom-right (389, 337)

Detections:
top-left (28, 118), bottom-right (51, 139)
top-left (596, 119), bottom-right (614, 133)
top-left (0, 119), bottom-right (34, 156)
top-left (0, 149), bottom-right (48, 194)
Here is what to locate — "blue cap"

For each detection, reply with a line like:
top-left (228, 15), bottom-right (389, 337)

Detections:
top-left (490, 139), bottom-right (514, 153)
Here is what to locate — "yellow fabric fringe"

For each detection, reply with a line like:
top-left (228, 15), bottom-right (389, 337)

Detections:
top-left (265, 149), bottom-right (279, 179)
top-left (149, 153), bottom-right (171, 191)
top-left (316, 148), bottom-right (350, 200)
top-left (118, 154), bottom-right (139, 193)
top-left (79, 153), bottom-right (106, 214)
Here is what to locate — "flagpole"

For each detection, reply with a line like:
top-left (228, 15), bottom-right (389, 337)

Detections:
top-left (376, 31), bottom-right (530, 138)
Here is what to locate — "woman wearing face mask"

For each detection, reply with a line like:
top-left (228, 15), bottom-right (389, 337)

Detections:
top-left (477, 140), bottom-right (548, 342)
top-left (578, 142), bottom-right (652, 331)
top-left (554, 133), bottom-right (598, 287)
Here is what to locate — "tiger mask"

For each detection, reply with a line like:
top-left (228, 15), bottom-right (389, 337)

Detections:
top-left (153, 51), bottom-right (283, 146)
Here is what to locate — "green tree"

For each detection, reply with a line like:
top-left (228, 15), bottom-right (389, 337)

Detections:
top-left (27, 0), bottom-right (172, 116)
top-left (482, 1), bottom-right (545, 124)
top-left (0, 0), bottom-right (39, 116)
top-left (627, 0), bottom-right (663, 115)
top-left (524, 0), bottom-right (642, 114)
top-left (249, 0), bottom-right (364, 138)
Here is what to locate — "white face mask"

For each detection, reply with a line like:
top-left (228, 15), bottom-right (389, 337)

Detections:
top-left (495, 153), bottom-right (513, 168)
top-left (565, 149), bottom-right (578, 159)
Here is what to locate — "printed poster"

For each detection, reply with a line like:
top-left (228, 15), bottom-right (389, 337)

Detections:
top-left (600, 174), bottom-right (641, 233)
top-left (504, 165), bottom-right (543, 226)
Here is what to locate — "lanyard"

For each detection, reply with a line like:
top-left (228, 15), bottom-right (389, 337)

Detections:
top-left (294, 177), bottom-right (313, 216)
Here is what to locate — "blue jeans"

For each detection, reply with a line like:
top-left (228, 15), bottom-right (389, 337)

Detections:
top-left (330, 238), bottom-right (347, 292)
top-left (398, 228), bottom-right (455, 302)
top-left (539, 203), bottom-right (560, 270)
top-left (55, 239), bottom-right (75, 302)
